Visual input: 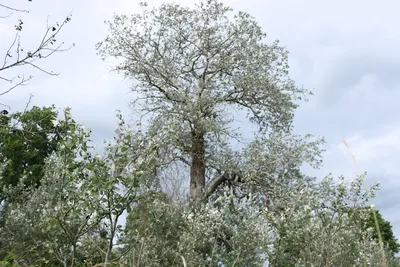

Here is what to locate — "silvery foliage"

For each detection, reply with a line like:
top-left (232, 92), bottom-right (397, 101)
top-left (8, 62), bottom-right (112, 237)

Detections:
top-left (96, 0), bottom-right (311, 178)
top-left (0, 109), bottom-right (158, 265)
top-left (118, 129), bottom-right (329, 266)
top-left (217, 132), bottom-right (325, 201)
top-left (179, 193), bottom-right (269, 266)
top-left (0, 107), bottom-right (97, 264)
top-left (0, 109), bottom-right (396, 266)
top-left (121, 192), bottom-right (269, 267)
top-left (263, 172), bottom-right (397, 267)
top-left (0, 0), bottom-right (393, 264)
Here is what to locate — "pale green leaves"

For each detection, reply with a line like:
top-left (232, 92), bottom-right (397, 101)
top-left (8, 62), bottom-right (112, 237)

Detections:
top-left (96, 0), bottom-right (310, 177)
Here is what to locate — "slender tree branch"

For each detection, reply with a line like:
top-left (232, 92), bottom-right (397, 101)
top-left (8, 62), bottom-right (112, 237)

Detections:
top-left (0, 76), bottom-right (31, 96)
top-left (0, 4), bottom-right (29, 13)
top-left (0, 9), bottom-right (73, 100)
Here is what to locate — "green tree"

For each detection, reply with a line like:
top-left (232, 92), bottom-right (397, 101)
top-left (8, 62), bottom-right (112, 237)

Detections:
top-left (0, 107), bottom-right (86, 265)
top-left (0, 105), bottom-right (65, 199)
top-left (363, 206), bottom-right (400, 255)
top-left (0, 108), bottom-right (159, 266)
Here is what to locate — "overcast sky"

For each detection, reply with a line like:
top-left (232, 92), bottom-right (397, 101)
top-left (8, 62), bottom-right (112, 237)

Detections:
top-left (1, 0), bottom-right (400, 238)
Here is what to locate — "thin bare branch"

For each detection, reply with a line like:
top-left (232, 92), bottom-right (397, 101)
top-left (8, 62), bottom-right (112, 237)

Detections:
top-left (2, 32), bottom-right (19, 69)
top-left (0, 4), bottom-right (29, 13)
top-left (0, 13), bottom-right (12, 19)
top-left (0, 75), bottom-right (31, 96)
top-left (0, 9), bottom-right (73, 101)
top-left (25, 62), bottom-right (59, 76)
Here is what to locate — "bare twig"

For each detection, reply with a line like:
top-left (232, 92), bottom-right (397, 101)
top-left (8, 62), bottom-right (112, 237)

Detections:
top-left (10, 94), bottom-right (33, 129)
top-left (0, 4), bottom-right (29, 13)
top-left (0, 76), bottom-right (31, 96)
top-left (0, 13), bottom-right (13, 19)
top-left (0, 8), bottom-right (74, 99)
top-left (0, 102), bottom-right (10, 109)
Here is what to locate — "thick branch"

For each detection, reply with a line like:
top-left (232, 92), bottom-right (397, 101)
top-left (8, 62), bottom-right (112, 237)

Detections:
top-left (203, 170), bottom-right (242, 199)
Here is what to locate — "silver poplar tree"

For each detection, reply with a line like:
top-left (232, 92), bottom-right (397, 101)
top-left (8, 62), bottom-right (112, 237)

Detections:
top-left (96, 0), bottom-right (310, 201)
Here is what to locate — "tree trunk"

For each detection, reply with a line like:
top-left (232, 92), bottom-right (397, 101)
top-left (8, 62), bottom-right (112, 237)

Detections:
top-left (105, 213), bottom-right (118, 266)
top-left (70, 244), bottom-right (76, 267)
top-left (189, 127), bottom-right (206, 201)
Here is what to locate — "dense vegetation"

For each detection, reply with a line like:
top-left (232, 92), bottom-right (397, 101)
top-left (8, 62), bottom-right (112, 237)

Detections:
top-left (0, 0), bottom-right (399, 266)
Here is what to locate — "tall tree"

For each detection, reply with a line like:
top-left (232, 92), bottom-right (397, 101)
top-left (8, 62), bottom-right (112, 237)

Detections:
top-left (97, 0), bottom-right (310, 201)
top-left (0, 2), bottom-right (73, 107)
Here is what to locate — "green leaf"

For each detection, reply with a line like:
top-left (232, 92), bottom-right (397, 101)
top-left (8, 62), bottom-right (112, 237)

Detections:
top-left (50, 218), bottom-right (58, 227)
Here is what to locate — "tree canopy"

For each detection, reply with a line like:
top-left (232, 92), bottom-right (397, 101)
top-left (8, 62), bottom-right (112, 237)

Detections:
top-left (97, 0), bottom-right (312, 201)
top-left (0, 105), bottom-right (65, 200)
top-left (0, 0), bottom-right (398, 266)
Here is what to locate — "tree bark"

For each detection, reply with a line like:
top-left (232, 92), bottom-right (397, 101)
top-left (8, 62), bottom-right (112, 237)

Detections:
top-left (70, 244), bottom-right (76, 267)
top-left (204, 171), bottom-right (241, 200)
top-left (105, 212), bottom-right (119, 266)
top-left (189, 126), bottom-right (206, 201)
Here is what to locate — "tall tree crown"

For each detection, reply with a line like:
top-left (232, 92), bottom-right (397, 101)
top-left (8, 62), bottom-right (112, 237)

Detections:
top-left (97, 0), bottom-right (308, 132)
top-left (97, 0), bottom-right (311, 200)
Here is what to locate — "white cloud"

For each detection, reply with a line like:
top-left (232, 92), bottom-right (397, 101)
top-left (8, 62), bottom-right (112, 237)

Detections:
top-left (340, 127), bottom-right (400, 176)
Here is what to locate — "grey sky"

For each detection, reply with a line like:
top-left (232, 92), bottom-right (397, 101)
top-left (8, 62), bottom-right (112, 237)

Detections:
top-left (1, 0), bottom-right (400, 238)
